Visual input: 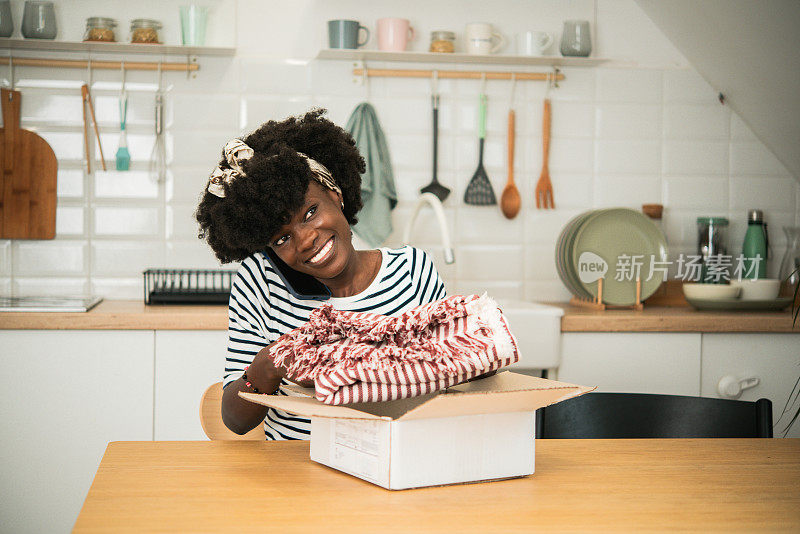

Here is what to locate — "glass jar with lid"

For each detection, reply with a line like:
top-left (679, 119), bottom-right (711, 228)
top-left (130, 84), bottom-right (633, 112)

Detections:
top-left (130, 18), bottom-right (162, 44)
top-left (429, 31), bottom-right (455, 53)
top-left (83, 17), bottom-right (117, 42)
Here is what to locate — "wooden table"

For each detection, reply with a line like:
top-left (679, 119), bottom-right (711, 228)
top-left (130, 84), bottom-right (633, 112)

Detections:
top-left (74, 439), bottom-right (799, 532)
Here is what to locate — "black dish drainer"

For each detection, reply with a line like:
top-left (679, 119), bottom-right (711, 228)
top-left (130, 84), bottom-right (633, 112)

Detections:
top-left (143, 269), bottom-right (237, 305)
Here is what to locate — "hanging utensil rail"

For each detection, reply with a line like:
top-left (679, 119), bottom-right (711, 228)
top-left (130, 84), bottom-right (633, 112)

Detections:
top-left (353, 66), bottom-right (562, 83)
top-left (0, 56), bottom-right (197, 72)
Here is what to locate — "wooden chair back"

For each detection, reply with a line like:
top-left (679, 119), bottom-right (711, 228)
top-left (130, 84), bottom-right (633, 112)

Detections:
top-left (200, 382), bottom-right (264, 440)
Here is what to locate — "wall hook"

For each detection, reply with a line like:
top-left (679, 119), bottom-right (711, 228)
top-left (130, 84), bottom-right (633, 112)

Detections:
top-left (353, 60), bottom-right (367, 86)
top-left (8, 55), bottom-right (14, 90)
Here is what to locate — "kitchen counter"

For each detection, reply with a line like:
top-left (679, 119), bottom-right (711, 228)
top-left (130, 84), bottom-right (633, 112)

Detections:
top-left (552, 302), bottom-right (797, 333)
top-left (0, 300), bottom-right (228, 330)
top-left (0, 299), bottom-right (796, 332)
top-left (74, 439), bottom-right (800, 532)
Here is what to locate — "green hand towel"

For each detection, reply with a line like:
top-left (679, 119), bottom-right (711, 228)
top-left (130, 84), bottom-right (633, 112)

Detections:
top-left (346, 102), bottom-right (397, 248)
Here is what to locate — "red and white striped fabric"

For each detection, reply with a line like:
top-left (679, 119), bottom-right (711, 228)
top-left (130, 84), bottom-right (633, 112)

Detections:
top-left (270, 294), bottom-right (519, 405)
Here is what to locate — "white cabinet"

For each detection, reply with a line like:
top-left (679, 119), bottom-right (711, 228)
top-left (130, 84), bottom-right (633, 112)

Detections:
top-left (701, 333), bottom-right (800, 438)
top-left (154, 330), bottom-right (228, 440)
top-left (0, 330), bottom-right (154, 534)
top-left (558, 333), bottom-right (702, 396)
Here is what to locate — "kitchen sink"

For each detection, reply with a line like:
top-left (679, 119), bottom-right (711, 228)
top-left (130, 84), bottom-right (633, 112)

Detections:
top-left (0, 296), bottom-right (103, 312)
top-left (495, 299), bottom-right (564, 370)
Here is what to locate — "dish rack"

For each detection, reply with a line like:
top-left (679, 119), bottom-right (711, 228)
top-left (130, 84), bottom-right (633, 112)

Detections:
top-left (143, 269), bottom-right (237, 305)
top-left (569, 277), bottom-right (645, 311)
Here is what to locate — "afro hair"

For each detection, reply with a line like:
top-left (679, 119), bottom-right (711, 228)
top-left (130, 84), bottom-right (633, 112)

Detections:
top-left (195, 109), bottom-right (365, 263)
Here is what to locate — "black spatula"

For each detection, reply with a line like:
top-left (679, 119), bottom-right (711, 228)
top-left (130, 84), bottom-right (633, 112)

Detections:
top-left (420, 93), bottom-right (450, 202)
top-left (464, 92), bottom-right (496, 205)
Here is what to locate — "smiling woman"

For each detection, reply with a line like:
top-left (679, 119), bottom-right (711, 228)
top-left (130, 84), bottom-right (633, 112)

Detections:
top-left (194, 110), bottom-right (447, 440)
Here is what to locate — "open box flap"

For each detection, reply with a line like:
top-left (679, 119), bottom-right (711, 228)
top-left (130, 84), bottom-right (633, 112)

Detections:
top-left (240, 372), bottom-right (595, 422)
top-left (397, 371), bottom-right (596, 421)
top-left (238, 392), bottom-right (391, 421)
top-left (280, 384), bottom-right (315, 397)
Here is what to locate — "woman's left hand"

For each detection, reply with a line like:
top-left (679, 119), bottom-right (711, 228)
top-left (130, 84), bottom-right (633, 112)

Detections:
top-left (270, 333), bottom-right (315, 388)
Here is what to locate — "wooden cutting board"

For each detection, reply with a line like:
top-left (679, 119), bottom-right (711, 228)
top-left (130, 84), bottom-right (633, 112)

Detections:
top-left (0, 88), bottom-right (58, 239)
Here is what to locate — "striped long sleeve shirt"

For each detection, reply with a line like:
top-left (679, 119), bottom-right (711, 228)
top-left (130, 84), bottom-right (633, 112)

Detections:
top-left (224, 245), bottom-right (446, 440)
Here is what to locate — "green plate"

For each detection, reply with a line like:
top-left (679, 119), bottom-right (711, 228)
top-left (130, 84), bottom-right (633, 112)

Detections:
top-left (564, 210), bottom-right (612, 300)
top-left (556, 211), bottom-right (593, 299)
top-left (685, 296), bottom-right (793, 311)
top-left (570, 208), bottom-right (668, 306)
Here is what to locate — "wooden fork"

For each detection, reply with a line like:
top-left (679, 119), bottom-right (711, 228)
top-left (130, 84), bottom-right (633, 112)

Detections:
top-left (535, 98), bottom-right (555, 209)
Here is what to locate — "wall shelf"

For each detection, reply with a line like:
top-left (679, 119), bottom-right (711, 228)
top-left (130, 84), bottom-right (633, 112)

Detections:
top-left (316, 49), bottom-right (609, 67)
top-left (0, 38), bottom-right (235, 57)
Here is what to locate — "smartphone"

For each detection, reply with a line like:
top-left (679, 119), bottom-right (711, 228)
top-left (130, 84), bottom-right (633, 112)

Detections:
top-left (264, 248), bottom-right (331, 301)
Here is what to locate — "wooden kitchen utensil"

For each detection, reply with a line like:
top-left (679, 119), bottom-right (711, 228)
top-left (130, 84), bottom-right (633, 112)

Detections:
top-left (81, 83), bottom-right (106, 173)
top-left (0, 88), bottom-right (57, 239)
top-left (535, 98), bottom-right (555, 209)
top-left (500, 109), bottom-right (520, 218)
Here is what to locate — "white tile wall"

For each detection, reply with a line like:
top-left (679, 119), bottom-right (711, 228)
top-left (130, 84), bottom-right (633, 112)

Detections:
top-left (93, 207), bottom-right (161, 237)
top-left (0, 241), bottom-right (11, 275)
top-left (2, 0), bottom-right (798, 302)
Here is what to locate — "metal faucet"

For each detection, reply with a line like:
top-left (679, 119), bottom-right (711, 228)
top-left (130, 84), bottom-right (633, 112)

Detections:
top-left (402, 193), bottom-right (455, 264)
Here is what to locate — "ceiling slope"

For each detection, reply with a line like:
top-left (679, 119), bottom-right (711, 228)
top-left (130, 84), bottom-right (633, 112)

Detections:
top-left (636, 0), bottom-right (800, 180)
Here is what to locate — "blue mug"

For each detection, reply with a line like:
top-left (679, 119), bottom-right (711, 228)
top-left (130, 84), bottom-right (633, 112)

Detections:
top-left (328, 19), bottom-right (369, 49)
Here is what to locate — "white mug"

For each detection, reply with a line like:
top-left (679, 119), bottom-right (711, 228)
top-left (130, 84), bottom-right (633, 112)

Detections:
top-left (465, 22), bottom-right (506, 54)
top-left (518, 30), bottom-right (553, 56)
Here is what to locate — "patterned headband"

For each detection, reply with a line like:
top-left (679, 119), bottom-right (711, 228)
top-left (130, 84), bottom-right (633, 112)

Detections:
top-left (207, 139), bottom-right (342, 199)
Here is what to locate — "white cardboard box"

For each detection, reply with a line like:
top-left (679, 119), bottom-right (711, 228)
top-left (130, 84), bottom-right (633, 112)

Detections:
top-left (240, 371), bottom-right (594, 490)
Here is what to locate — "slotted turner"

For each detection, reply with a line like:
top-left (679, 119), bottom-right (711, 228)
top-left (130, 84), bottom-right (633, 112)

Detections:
top-left (464, 92), bottom-right (496, 206)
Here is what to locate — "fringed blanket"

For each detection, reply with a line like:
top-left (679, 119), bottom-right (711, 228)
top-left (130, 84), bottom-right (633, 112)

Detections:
top-left (270, 294), bottom-right (519, 405)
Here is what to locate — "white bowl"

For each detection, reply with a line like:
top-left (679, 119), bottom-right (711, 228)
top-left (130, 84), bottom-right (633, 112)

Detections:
top-left (682, 283), bottom-right (741, 301)
top-left (729, 279), bottom-right (780, 301)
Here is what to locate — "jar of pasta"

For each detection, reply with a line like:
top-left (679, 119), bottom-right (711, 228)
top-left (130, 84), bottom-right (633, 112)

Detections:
top-left (429, 31), bottom-right (455, 53)
top-left (130, 18), bottom-right (162, 44)
top-left (83, 17), bottom-right (118, 42)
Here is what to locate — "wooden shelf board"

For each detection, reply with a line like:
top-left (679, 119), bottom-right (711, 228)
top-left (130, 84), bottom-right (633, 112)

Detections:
top-left (0, 38), bottom-right (235, 56)
top-left (316, 48), bottom-right (610, 67)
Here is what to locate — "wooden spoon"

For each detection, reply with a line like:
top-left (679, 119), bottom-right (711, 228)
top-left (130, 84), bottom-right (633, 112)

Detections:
top-left (500, 109), bottom-right (521, 219)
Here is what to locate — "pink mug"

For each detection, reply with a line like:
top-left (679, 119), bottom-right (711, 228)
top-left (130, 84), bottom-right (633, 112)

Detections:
top-left (377, 18), bottom-right (415, 52)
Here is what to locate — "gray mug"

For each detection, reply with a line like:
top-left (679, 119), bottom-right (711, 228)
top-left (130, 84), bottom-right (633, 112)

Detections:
top-left (21, 0), bottom-right (57, 39)
top-left (560, 20), bottom-right (591, 57)
top-left (0, 1), bottom-right (12, 38)
top-left (328, 19), bottom-right (369, 49)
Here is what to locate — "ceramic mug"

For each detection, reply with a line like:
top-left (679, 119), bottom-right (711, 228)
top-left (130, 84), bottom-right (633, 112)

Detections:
top-left (518, 30), bottom-right (553, 56)
top-left (328, 19), bottom-right (369, 49)
top-left (377, 18), bottom-right (415, 52)
top-left (465, 22), bottom-right (506, 54)
top-left (560, 20), bottom-right (591, 57)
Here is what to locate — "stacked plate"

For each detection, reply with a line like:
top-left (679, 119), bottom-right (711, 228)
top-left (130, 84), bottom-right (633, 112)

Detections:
top-left (555, 208), bottom-right (668, 306)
